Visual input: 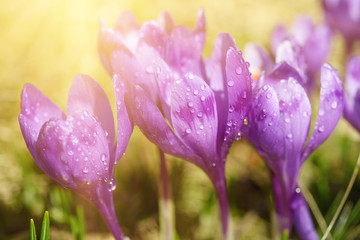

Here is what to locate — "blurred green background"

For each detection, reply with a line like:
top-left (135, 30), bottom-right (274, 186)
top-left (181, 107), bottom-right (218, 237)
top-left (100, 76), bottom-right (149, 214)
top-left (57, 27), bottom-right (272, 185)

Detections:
top-left (0, 0), bottom-right (359, 239)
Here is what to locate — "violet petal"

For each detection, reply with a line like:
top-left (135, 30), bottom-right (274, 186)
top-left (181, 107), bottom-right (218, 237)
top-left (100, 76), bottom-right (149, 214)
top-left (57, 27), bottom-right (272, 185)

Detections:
top-left (67, 74), bottom-right (115, 154)
top-left (221, 48), bottom-right (252, 155)
top-left (302, 63), bottom-right (344, 161)
top-left (35, 112), bottom-right (110, 189)
top-left (19, 84), bottom-right (65, 170)
top-left (131, 85), bottom-right (194, 160)
top-left (113, 74), bottom-right (133, 164)
top-left (344, 56), bottom-right (360, 131)
top-left (170, 74), bottom-right (218, 161)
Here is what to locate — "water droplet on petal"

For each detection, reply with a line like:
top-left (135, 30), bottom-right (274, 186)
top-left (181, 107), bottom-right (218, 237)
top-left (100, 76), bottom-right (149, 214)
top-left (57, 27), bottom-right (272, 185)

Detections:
top-left (227, 81), bottom-right (235, 87)
top-left (197, 112), bottom-right (203, 118)
top-left (199, 125), bottom-right (204, 130)
top-left (188, 73), bottom-right (194, 80)
top-left (212, 163), bottom-right (216, 167)
top-left (331, 101), bottom-right (338, 109)
top-left (319, 109), bottom-right (325, 116)
top-left (318, 125), bottom-right (325, 133)
top-left (193, 89), bottom-right (199, 95)
top-left (241, 91), bottom-right (247, 99)
top-left (83, 167), bottom-right (89, 174)
top-left (235, 67), bottom-right (242, 74)
top-left (187, 102), bottom-right (194, 108)
top-left (201, 84), bottom-right (206, 91)
top-left (68, 150), bottom-right (74, 156)
top-left (186, 128), bottom-right (192, 134)
top-left (200, 96), bottom-right (206, 102)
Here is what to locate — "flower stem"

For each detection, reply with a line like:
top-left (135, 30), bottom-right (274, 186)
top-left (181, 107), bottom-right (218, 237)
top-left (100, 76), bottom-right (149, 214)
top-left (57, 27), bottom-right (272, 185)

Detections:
top-left (271, 174), bottom-right (292, 237)
top-left (158, 148), bottom-right (174, 240)
top-left (82, 186), bottom-right (124, 240)
top-left (321, 152), bottom-right (360, 240)
top-left (212, 169), bottom-right (230, 240)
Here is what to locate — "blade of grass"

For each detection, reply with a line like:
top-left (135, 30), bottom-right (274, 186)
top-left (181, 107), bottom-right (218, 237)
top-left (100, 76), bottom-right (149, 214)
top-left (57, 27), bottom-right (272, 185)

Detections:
top-left (300, 184), bottom-right (330, 237)
top-left (30, 219), bottom-right (37, 240)
top-left (40, 211), bottom-right (50, 240)
top-left (321, 152), bottom-right (360, 240)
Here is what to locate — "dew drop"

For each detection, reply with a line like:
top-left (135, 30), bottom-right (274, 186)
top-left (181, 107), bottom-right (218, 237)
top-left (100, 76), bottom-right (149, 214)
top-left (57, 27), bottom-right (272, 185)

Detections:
top-left (199, 125), bottom-right (204, 130)
top-left (318, 125), bottom-right (325, 133)
top-left (257, 110), bottom-right (266, 121)
top-left (295, 187), bottom-right (301, 194)
top-left (331, 101), bottom-right (338, 109)
top-left (201, 84), bottom-right (206, 91)
top-left (227, 81), bottom-right (235, 87)
top-left (266, 92), bottom-right (272, 99)
top-left (197, 112), bottom-right (203, 118)
top-left (83, 167), bottom-right (89, 174)
top-left (188, 73), bottom-right (194, 80)
top-left (200, 96), bottom-right (206, 102)
top-left (241, 91), bottom-right (247, 99)
top-left (68, 150), bottom-right (74, 156)
top-left (235, 67), bottom-right (242, 75)
top-left (187, 102), bottom-right (194, 108)
top-left (186, 128), bottom-right (192, 134)
top-left (193, 89), bottom-right (199, 95)
top-left (101, 154), bottom-right (106, 162)
top-left (319, 109), bottom-right (325, 116)
top-left (287, 133), bottom-right (293, 139)
top-left (212, 163), bottom-right (216, 167)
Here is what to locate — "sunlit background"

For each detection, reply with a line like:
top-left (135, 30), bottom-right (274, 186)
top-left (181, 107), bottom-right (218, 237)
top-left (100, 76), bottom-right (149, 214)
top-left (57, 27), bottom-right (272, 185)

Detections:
top-left (1, 0), bottom-right (359, 239)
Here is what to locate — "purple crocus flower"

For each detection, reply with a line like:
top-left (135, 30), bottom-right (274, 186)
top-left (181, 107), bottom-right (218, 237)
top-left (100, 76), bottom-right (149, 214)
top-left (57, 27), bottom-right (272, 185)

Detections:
top-left (271, 16), bottom-right (332, 92)
top-left (128, 34), bottom-right (251, 239)
top-left (344, 55), bottom-right (360, 131)
top-left (19, 75), bottom-right (132, 240)
top-left (99, 10), bottom-right (251, 239)
top-left (246, 62), bottom-right (344, 240)
top-left (322, 0), bottom-right (360, 55)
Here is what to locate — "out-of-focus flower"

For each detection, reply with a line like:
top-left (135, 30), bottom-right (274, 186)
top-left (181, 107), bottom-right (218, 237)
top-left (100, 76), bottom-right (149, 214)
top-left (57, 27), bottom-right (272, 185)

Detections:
top-left (344, 55), bottom-right (360, 131)
top-left (99, 10), bottom-right (252, 238)
top-left (98, 10), bottom-right (205, 103)
top-left (246, 62), bottom-right (344, 240)
top-left (322, 0), bottom-right (360, 54)
top-left (19, 75), bottom-right (132, 240)
top-left (271, 16), bottom-right (332, 92)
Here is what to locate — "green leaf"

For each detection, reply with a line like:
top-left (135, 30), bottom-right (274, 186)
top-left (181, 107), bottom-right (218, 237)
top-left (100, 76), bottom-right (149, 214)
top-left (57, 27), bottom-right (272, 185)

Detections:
top-left (281, 229), bottom-right (289, 240)
top-left (40, 211), bottom-right (50, 240)
top-left (30, 219), bottom-right (37, 240)
top-left (76, 206), bottom-right (86, 240)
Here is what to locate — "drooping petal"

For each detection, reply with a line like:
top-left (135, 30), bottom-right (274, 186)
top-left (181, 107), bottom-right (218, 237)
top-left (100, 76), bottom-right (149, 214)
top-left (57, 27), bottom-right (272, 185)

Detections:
top-left (19, 84), bottom-right (65, 170)
top-left (67, 75), bottom-right (115, 154)
top-left (302, 64), bottom-right (344, 161)
top-left (35, 111), bottom-right (111, 189)
top-left (170, 73), bottom-right (218, 161)
top-left (221, 48), bottom-right (252, 156)
top-left (344, 56), bottom-right (360, 131)
top-left (113, 74), bottom-right (133, 163)
top-left (130, 85), bottom-right (194, 160)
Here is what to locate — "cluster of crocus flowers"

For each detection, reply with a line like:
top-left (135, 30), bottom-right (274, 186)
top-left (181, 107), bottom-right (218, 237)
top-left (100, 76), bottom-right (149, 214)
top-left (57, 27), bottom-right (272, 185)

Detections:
top-left (322, 0), bottom-right (360, 55)
top-left (18, 6), bottom-right (352, 240)
top-left (19, 75), bottom-right (132, 240)
top-left (98, 10), bottom-right (252, 239)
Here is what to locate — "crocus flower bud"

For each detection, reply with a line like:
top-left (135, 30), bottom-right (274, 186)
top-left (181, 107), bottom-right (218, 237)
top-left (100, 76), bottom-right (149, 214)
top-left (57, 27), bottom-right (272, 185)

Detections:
top-left (246, 63), bottom-right (344, 240)
top-left (344, 55), bottom-right (360, 132)
top-left (19, 75), bottom-right (132, 240)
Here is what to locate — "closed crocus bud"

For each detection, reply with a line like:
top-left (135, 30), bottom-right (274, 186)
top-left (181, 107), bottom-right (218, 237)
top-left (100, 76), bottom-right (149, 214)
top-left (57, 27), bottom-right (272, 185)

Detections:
top-left (322, 0), bottom-right (360, 55)
top-left (246, 63), bottom-right (344, 240)
top-left (344, 55), bottom-right (360, 131)
top-left (19, 75), bottom-right (132, 240)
